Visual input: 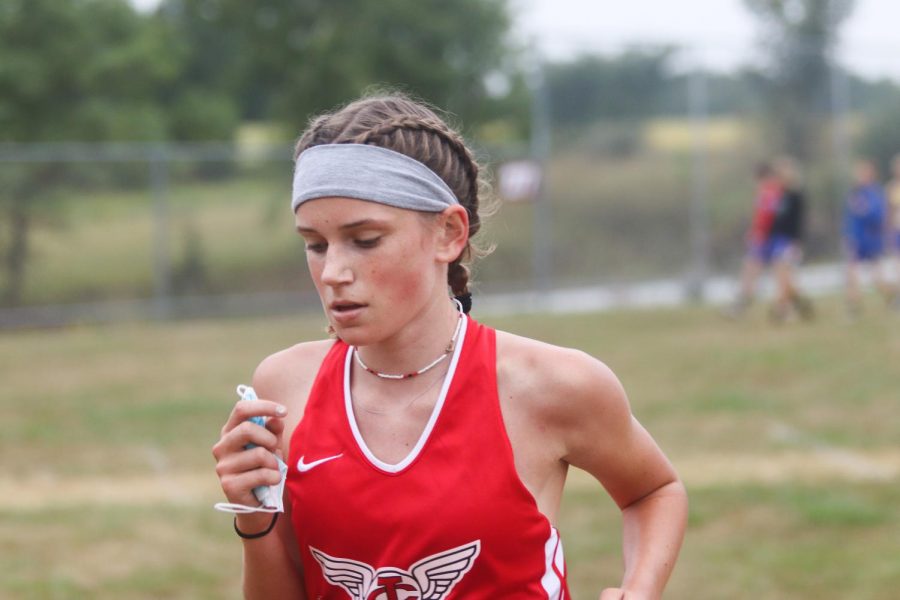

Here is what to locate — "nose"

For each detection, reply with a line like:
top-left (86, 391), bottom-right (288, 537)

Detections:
top-left (320, 247), bottom-right (354, 287)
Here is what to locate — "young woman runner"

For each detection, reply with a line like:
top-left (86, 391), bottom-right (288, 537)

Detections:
top-left (212, 94), bottom-right (687, 600)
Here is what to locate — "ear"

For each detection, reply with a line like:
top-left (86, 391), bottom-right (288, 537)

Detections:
top-left (434, 205), bottom-right (469, 264)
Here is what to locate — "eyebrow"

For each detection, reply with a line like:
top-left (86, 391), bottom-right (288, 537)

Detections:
top-left (295, 218), bottom-right (388, 234)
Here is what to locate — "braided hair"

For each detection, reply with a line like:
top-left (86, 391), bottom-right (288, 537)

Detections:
top-left (294, 94), bottom-right (491, 308)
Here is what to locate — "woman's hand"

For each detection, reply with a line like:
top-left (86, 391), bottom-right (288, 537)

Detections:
top-left (212, 398), bottom-right (287, 511)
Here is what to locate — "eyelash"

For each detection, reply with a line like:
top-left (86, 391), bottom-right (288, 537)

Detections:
top-left (304, 237), bottom-right (381, 254)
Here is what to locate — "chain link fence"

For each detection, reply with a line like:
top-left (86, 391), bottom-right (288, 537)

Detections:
top-left (0, 66), bottom-right (894, 328)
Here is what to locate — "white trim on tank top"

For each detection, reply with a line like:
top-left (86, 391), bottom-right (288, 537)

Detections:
top-left (343, 315), bottom-right (469, 474)
top-left (541, 526), bottom-right (565, 599)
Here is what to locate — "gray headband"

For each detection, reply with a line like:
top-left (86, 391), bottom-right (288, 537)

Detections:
top-left (291, 143), bottom-right (459, 213)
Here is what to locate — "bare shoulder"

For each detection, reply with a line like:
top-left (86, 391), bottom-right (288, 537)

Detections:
top-left (496, 329), bottom-right (678, 508)
top-left (252, 338), bottom-right (336, 417)
top-left (495, 329), bottom-right (629, 428)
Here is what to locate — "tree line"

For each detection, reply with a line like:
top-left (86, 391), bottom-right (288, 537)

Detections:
top-left (4, 0), bottom-right (898, 146)
top-left (0, 0), bottom-right (518, 143)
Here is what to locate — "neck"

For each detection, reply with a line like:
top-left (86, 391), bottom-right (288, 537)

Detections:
top-left (354, 294), bottom-right (462, 378)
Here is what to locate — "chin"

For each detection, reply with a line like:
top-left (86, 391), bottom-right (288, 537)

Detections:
top-left (329, 323), bottom-right (372, 347)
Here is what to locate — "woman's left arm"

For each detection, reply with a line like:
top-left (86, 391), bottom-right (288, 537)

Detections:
top-left (553, 349), bottom-right (688, 600)
top-left (607, 478), bottom-right (688, 599)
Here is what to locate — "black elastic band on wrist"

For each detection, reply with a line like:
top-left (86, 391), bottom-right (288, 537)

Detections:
top-left (233, 512), bottom-right (279, 539)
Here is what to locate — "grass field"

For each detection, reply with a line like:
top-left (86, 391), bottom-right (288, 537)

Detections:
top-left (2, 299), bottom-right (898, 598)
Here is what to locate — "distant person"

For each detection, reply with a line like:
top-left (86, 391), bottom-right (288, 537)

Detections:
top-left (725, 161), bottom-right (783, 318)
top-left (843, 159), bottom-right (896, 315)
top-left (768, 156), bottom-right (814, 322)
top-left (211, 93), bottom-right (687, 599)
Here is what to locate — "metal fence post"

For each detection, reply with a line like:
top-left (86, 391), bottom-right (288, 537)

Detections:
top-left (829, 60), bottom-right (851, 258)
top-left (686, 68), bottom-right (710, 301)
top-left (150, 145), bottom-right (172, 319)
top-left (530, 57), bottom-right (553, 294)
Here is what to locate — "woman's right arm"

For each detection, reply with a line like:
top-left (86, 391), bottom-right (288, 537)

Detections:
top-left (238, 501), bottom-right (307, 599)
top-left (212, 389), bottom-right (306, 598)
top-left (213, 345), bottom-right (327, 599)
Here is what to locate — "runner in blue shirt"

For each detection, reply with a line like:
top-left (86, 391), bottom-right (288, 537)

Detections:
top-left (844, 159), bottom-right (897, 315)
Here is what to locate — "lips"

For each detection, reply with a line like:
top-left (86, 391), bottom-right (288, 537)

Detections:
top-left (329, 301), bottom-right (366, 312)
top-left (328, 300), bottom-right (368, 323)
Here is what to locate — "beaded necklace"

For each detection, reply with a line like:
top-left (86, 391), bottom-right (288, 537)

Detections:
top-left (352, 300), bottom-right (464, 380)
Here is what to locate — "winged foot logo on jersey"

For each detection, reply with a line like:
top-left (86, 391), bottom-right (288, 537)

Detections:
top-left (310, 540), bottom-right (481, 600)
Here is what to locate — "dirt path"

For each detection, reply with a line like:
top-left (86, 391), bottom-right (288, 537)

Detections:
top-left (568, 448), bottom-right (900, 490)
top-left (7, 448), bottom-right (900, 512)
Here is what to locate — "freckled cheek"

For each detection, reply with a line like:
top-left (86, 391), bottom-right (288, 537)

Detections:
top-left (366, 260), bottom-right (426, 302)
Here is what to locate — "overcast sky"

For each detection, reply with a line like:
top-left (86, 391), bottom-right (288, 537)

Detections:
top-left (513, 0), bottom-right (900, 80)
top-left (131, 0), bottom-right (900, 80)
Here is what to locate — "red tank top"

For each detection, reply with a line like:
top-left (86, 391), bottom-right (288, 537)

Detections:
top-left (749, 179), bottom-right (783, 243)
top-left (286, 316), bottom-right (569, 599)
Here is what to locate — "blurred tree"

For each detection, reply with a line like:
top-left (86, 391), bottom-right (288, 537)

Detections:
top-left (474, 68), bottom-right (533, 151)
top-left (544, 48), bottom-right (673, 126)
top-left (846, 75), bottom-right (900, 114)
top-left (858, 101), bottom-right (900, 176)
top-left (743, 0), bottom-right (856, 159)
top-left (0, 0), bottom-right (232, 305)
top-left (158, 0), bottom-right (514, 136)
top-left (660, 69), bottom-right (769, 117)
top-left (0, 0), bottom-right (180, 143)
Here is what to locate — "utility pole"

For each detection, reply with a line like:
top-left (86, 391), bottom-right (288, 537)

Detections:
top-left (686, 67), bottom-right (710, 301)
top-left (829, 58), bottom-right (851, 257)
top-left (530, 54), bottom-right (553, 293)
top-left (150, 145), bottom-right (172, 319)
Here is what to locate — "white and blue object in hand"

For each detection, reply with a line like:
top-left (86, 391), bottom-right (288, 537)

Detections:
top-left (213, 385), bottom-right (287, 514)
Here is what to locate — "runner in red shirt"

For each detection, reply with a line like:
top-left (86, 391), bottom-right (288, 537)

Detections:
top-left (212, 94), bottom-right (687, 599)
top-left (725, 162), bottom-right (783, 318)
top-left (748, 166), bottom-right (782, 248)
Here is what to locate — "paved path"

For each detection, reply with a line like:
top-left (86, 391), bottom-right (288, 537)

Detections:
top-left (0, 263), bottom-right (849, 328)
top-left (477, 263), bottom-right (846, 317)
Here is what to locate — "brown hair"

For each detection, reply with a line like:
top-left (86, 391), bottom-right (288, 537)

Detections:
top-left (293, 93), bottom-right (491, 299)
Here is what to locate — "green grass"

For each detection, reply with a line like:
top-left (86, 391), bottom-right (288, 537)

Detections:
top-left (1, 506), bottom-right (238, 599)
top-left (2, 301), bottom-right (899, 598)
top-left (561, 481), bottom-right (900, 599)
top-left (23, 172), bottom-right (303, 304)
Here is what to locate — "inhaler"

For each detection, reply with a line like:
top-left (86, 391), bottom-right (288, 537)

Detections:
top-left (213, 385), bottom-right (287, 514)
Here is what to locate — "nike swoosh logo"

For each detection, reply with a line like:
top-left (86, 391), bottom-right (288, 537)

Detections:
top-left (297, 453), bottom-right (344, 473)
